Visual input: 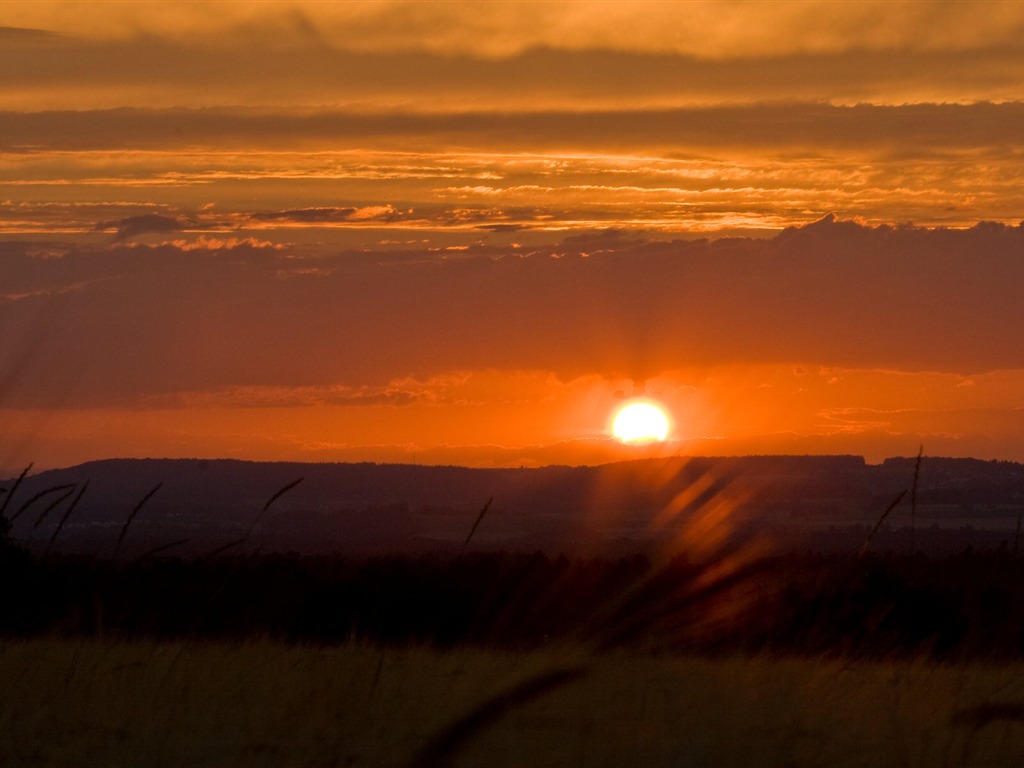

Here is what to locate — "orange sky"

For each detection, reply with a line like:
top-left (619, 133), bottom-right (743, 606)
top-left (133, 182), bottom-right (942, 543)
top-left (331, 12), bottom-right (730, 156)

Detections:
top-left (3, 2), bottom-right (1024, 471)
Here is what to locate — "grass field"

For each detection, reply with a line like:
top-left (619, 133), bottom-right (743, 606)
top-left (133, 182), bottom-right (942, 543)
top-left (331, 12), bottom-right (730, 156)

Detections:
top-left (4, 638), bottom-right (1024, 767)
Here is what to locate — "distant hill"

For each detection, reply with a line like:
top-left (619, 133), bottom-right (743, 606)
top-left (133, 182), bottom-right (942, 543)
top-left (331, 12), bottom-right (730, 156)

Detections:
top-left (4, 455), bottom-right (1024, 557)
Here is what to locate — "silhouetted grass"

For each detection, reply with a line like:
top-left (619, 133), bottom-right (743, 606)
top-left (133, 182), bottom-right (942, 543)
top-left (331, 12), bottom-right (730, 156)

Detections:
top-left (410, 664), bottom-right (588, 768)
top-left (10, 483), bottom-right (74, 524)
top-left (45, 480), bottom-right (88, 554)
top-left (861, 490), bottom-right (906, 557)
top-left (0, 463), bottom-right (32, 519)
top-left (911, 444), bottom-right (923, 552)
top-left (460, 496), bottom-right (493, 553)
top-left (112, 482), bottom-right (162, 560)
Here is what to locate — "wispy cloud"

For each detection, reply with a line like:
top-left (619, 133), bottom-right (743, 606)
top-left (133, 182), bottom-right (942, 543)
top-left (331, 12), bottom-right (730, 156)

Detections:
top-left (4, 107), bottom-right (1023, 238)
top-left (249, 205), bottom-right (409, 225)
top-left (95, 213), bottom-right (188, 241)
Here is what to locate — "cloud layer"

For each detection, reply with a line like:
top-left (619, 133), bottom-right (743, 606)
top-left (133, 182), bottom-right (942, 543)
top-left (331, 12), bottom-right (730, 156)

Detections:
top-left (6, 4), bottom-right (1024, 110)
top-left (4, 103), bottom-right (1024, 238)
top-left (4, 218), bottom-right (1023, 411)
top-left (7, 2), bottom-right (1024, 57)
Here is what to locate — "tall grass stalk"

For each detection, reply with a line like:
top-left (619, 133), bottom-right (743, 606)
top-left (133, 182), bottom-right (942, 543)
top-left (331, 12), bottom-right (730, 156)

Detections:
top-left (243, 476), bottom-right (304, 551)
top-left (45, 481), bottom-right (88, 554)
top-left (860, 490), bottom-right (906, 558)
top-left (112, 482), bottom-right (162, 560)
top-left (410, 664), bottom-right (587, 768)
top-left (461, 497), bottom-right (493, 553)
top-left (32, 486), bottom-right (75, 530)
top-left (910, 445), bottom-right (923, 553)
top-left (158, 477), bottom-right (307, 684)
top-left (11, 484), bottom-right (74, 524)
top-left (199, 477), bottom-right (305, 559)
top-left (0, 463), bottom-right (32, 519)
top-left (132, 538), bottom-right (190, 563)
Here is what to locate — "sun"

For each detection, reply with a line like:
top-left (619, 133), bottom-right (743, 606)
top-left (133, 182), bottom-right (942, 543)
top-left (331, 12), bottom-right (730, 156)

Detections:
top-left (612, 400), bottom-right (671, 443)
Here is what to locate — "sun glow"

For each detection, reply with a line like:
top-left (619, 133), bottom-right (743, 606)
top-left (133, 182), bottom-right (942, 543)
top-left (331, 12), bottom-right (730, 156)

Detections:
top-left (612, 400), bottom-right (671, 443)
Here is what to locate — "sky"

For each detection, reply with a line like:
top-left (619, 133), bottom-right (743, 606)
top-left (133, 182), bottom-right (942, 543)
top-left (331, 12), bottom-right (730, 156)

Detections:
top-left (3, 0), bottom-right (1024, 471)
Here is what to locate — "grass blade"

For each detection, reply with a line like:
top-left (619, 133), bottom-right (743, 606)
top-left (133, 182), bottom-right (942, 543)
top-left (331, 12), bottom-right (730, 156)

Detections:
top-left (910, 444), bottom-right (923, 552)
top-left (233, 477), bottom-right (305, 552)
top-left (410, 665), bottom-right (586, 768)
top-left (46, 481), bottom-right (88, 555)
top-left (860, 490), bottom-right (906, 557)
top-left (11, 484), bottom-right (75, 523)
top-left (461, 497), bottom-right (493, 552)
top-left (33, 487), bottom-right (76, 530)
top-left (0, 463), bottom-right (33, 519)
top-left (132, 538), bottom-right (190, 563)
top-left (261, 477), bottom-right (304, 513)
top-left (202, 537), bottom-right (246, 560)
top-left (112, 482), bottom-right (162, 560)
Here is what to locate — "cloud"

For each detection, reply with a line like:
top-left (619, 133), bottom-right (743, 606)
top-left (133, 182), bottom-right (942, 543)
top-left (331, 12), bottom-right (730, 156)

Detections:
top-left (8, 3), bottom-right (1024, 60)
top-left (4, 217), bottom-right (1024, 411)
top-left (165, 236), bottom-right (280, 251)
top-left (5, 25), bottom-right (1024, 111)
top-left (476, 223), bottom-right (526, 233)
top-left (5, 103), bottom-right (1024, 155)
top-left (6, 103), bottom-right (1023, 233)
top-left (818, 406), bottom-right (1024, 439)
top-left (95, 213), bottom-right (187, 241)
top-left (0, 25), bottom-right (65, 44)
top-left (249, 205), bottom-right (406, 224)
top-left (148, 382), bottom-right (435, 410)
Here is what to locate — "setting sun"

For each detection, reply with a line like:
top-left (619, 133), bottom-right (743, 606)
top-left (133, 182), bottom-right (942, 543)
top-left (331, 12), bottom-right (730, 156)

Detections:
top-left (612, 401), bottom-right (671, 443)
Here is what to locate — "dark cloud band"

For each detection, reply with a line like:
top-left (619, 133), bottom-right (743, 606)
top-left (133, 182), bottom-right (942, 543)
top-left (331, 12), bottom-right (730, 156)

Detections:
top-left (3, 217), bottom-right (1023, 409)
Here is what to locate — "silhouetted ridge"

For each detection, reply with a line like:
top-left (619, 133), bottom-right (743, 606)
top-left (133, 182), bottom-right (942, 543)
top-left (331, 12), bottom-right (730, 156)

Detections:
top-left (5, 455), bottom-right (1024, 556)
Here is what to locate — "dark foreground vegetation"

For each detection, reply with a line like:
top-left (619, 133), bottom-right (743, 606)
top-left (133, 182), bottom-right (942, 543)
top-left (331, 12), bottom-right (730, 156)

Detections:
top-left (6, 472), bottom-right (1024, 767)
top-left (4, 542), bottom-right (1024, 660)
top-left (5, 452), bottom-right (1024, 660)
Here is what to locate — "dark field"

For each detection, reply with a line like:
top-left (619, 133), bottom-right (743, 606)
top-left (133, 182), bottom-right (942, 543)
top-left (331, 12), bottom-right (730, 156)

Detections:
top-left (5, 547), bottom-right (1024, 660)
top-left (5, 546), bottom-right (1024, 766)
